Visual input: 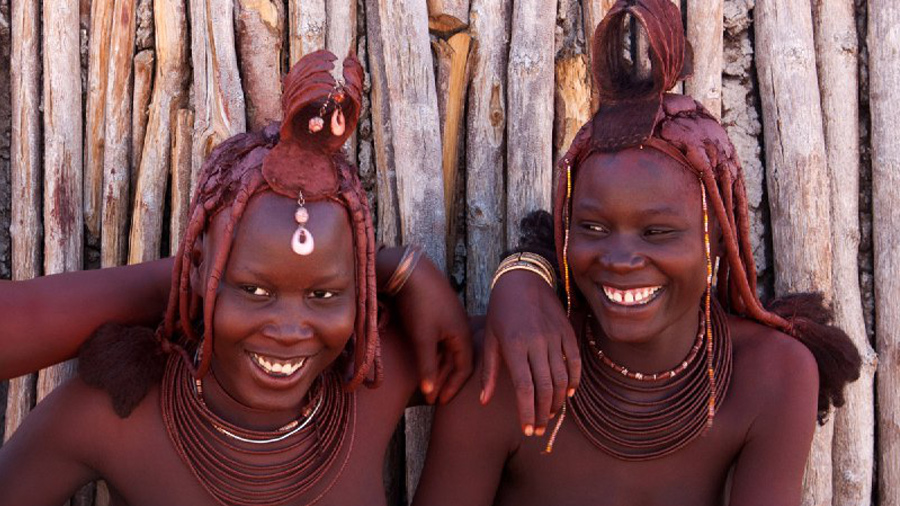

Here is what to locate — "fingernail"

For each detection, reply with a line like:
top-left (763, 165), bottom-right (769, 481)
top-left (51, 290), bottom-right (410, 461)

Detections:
top-left (479, 390), bottom-right (487, 404)
top-left (550, 412), bottom-right (557, 419)
top-left (567, 388), bottom-right (576, 397)
top-left (524, 425), bottom-right (534, 437)
top-left (535, 427), bottom-right (546, 436)
top-left (421, 380), bottom-right (434, 395)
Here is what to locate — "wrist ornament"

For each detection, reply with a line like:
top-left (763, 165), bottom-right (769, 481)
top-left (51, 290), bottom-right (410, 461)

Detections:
top-left (384, 245), bottom-right (425, 297)
top-left (490, 252), bottom-right (557, 291)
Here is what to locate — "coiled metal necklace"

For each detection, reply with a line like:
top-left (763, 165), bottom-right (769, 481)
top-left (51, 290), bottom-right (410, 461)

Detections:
top-left (160, 355), bottom-right (355, 505)
top-left (568, 300), bottom-right (732, 461)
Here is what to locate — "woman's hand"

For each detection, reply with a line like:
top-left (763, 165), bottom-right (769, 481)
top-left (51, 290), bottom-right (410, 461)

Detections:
top-left (389, 252), bottom-right (473, 405)
top-left (481, 270), bottom-right (580, 436)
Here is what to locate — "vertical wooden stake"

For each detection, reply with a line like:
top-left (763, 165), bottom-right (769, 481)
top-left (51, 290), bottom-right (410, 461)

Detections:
top-left (131, 49), bottom-right (154, 188)
top-left (426, 0), bottom-right (469, 35)
top-left (465, 0), bottom-right (510, 312)
top-left (101, 0), bottom-right (137, 269)
top-left (170, 110), bottom-right (194, 255)
top-left (84, 0), bottom-right (114, 244)
top-left (755, 1), bottom-right (835, 504)
top-left (288, 0), bottom-right (326, 65)
top-left (39, 0), bottom-right (84, 400)
top-left (506, 0), bottom-right (556, 247)
top-left (869, 2), bottom-right (900, 505)
top-left (685, 0), bottom-right (723, 117)
top-left (582, 0), bottom-right (616, 112)
top-left (236, 0), bottom-right (285, 131)
top-left (129, 0), bottom-right (189, 264)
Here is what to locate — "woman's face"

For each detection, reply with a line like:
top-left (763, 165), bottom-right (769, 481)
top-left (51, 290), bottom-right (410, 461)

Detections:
top-left (201, 192), bottom-right (356, 414)
top-left (567, 147), bottom-right (707, 347)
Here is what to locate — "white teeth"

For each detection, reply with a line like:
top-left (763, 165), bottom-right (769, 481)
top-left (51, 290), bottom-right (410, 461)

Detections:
top-left (602, 285), bottom-right (662, 306)
top-left (249, 353), bottom-right (306, 377)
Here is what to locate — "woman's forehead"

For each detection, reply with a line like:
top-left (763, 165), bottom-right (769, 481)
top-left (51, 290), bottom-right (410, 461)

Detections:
top-left (576, 148), bottom-right (700, 198)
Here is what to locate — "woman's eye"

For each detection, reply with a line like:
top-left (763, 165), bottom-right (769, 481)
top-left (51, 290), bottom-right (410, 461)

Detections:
top-left (241, 285), bottom-right (271, 297)
top-left (309, 290), bottom-right (336, 300)
top-left (584, 223), bottom-right (607, 233)
top-left (645, 228), bottom-right (674, 237)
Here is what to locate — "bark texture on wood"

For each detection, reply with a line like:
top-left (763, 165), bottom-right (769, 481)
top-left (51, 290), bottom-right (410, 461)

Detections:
top-left (5, 0), bottom-right (42, 443)
top-left (371, 1), bottom-right (446, 497)
top-left (170, 110), bottom-right (194, 255)
top-left (325, 0), bottom-right (357, 162)
top-left (129, 0), bottom-right (189, 264)
top-left (812, 2), bottom-right (875, 504)
top-left (685, 0), bottom-right (723, 117)
top-left (465, 0), bottom-right (509, 312)
top-left (236, 0), bottom-right (284, 131)
top-left (870, 2), bottom-right (900, 505)
top-left (506, 0), bottom-right (556, 248)
top-left (131, 49), bottom-right (154, 187)
top-left (582, 0), bottom-right (616, 112)
top-left (288, 0), bottom-right (326, 64)
top-left (755, 1), bottom-right (834, 504)
top-left (365, 0), bottom-right (400, 245)
top-left (426, 0), bottom-right (469, 36)
top-left (39, 0), bottom-right (84, 401)
top-left (434, 32), bottom-right (471, 270)
top-left (554, 54), bottom-right (591, 165)
top-left (84, 0), bottom-right (114, 243)
top-left (101, 0), bottom-right (137, 268)
top-left (188, 0), bottom-right (245, 199)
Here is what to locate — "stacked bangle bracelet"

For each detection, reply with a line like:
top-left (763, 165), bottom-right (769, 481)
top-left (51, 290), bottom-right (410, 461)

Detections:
top-left (490, 252), bottom-right (557, 291)
top-left (384, 245), bottom-right (425, 296)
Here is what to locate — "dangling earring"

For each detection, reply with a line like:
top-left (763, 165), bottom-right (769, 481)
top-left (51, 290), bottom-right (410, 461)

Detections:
top-left (291, 191), bottom-right (314, 255)
top-left (701, 181), bottom-right (716, 428)
top-left (308, 80), bottom-right (346, 135)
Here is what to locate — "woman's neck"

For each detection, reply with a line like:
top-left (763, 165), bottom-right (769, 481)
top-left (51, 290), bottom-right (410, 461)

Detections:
top-left (199, 367), bottom-right (313, 431)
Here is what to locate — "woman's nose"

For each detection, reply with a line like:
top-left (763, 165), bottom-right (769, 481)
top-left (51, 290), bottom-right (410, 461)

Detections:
top-left (261, 300), bottom-right (316, 343)
top-left (599, 238), bottom-right (647, 273)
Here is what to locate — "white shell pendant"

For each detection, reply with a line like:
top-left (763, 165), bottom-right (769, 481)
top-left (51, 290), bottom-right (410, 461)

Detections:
top-left (291, 226), bottom-right (315, 255)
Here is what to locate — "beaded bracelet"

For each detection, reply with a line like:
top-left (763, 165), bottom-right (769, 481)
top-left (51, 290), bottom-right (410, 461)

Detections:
top-left (384, 245), bottom-right (424, 296)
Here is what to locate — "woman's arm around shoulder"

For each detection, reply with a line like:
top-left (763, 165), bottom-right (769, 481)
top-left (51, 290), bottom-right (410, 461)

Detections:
top-left (728, 321), bottom-right (819, 506)
top-left (0, 377), bottom-right (124, 506)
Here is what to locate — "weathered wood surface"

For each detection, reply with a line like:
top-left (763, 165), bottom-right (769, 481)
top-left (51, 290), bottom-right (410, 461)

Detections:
top-left (129, 0), bottom-right (189, 264)
top-left (365, 0), bottom-right (400, 246)
top-left (288, 0), bottom-right (326, 64)
top-left (426, 0), bottom-right (469, 36)
top-left (812, 2), bottom-right (876, 504)
top-left (582, 0), bottom-right (616, 112)
top-left (84, 0), bottom-right (115, 244)
top-left (434, 32), bottom-right (471, 269)
top-left (505, 0), bottom-right (556, 248)
top-left (4, 0), bottom-right (42, 445)
top-left (236, 0), bottom-right (284, 131)
top-left (754, 1), bottom-right (835, 504)
top-left (131, 49), bottom-right (155, 188)
top-left (188, 0), bottom-right (246, 198)
top-left (325, 0), bottom-right (357, 162)
top-left (465, 0), bottom-right (510, 312)
top-left (38, 0), bottom-right (84, 402)
top-left (101, 0), bottom-right (137, 268)
top-left (170, 110), bottom-right (194, 255)
top-left (685, 0), bottom-right (723, 117)
top-left (554, 55), bottom-right (591, 165)
top-left (870, 2), bottom-right (900, 505)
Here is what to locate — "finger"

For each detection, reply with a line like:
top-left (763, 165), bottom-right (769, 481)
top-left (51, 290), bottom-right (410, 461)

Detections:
top-left (412, 331), bottom-right (439, 397)
top-left (547, 340), bottom-right (569, 419)
top-left (480, 330), bottom-right (501, 405)
top-left (439, 332), bottom-right (475, 404)
top-left (510, 358), bottom-right (537, 436)
top-left (428, 358), bottom-right (453, 405)
top-left (560, 321), bottom-right (582, 397)
top-left (529, 348), bottom-right (554, 437)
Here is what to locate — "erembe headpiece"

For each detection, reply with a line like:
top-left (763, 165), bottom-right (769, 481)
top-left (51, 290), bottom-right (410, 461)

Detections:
top-left (546, 0), bottom-right (859, 458)
top-left (159, 50), bottom-right (381, 391)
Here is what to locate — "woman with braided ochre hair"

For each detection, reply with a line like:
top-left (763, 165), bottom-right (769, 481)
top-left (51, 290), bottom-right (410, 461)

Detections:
top-left (0, 51), bottom-right (467, 506)
top-left (414, 1), bottom-right (861, 505)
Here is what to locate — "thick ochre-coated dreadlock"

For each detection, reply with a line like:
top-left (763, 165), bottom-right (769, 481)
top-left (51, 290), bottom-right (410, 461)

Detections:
top-left (552, 0), bottom-right (860, 422)
top-left (157, 51), bottom-right (382, 392)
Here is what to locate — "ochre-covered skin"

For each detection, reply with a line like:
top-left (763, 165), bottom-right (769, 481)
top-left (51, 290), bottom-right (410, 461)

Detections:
top-left (415, 0), bottom-right (860, 504)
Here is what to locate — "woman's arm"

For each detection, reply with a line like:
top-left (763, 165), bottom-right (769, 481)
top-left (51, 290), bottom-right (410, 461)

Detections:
top-left (0, 258), bottom-right (173, 379)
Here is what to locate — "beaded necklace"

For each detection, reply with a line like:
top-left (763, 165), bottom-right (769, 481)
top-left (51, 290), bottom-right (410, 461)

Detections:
top-left (568, 301), bottom-right (732, 461)
top-left (160, 355), bottom-right (355, 506)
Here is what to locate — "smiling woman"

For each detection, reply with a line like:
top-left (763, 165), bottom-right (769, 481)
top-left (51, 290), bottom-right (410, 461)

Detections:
top-left (0, 50), bottom-right (445, 506)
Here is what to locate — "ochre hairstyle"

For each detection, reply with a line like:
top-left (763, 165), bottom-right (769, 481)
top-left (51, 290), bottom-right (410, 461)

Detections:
top-left (554, 0), bottom-right (860, 421)
top-left (158, 50), bottom-right (381, 391)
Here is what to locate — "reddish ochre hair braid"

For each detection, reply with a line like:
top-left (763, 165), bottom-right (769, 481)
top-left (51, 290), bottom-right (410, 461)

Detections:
top-left (157, 51), bottom-right (381, 391)
top-left (555, 0), bottom-right (860, 421)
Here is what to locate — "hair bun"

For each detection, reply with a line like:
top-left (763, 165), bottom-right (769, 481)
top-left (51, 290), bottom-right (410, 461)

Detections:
top-left (262, 50), bottom-right (364, 199)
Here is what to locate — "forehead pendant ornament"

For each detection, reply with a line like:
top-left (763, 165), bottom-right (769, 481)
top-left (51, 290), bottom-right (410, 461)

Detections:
top-left (291, 191), bottom-right (314, 255)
